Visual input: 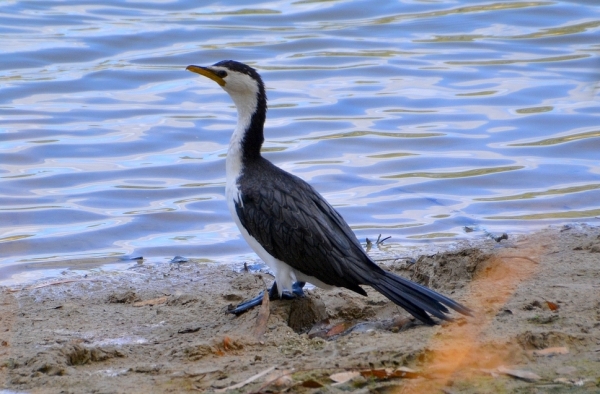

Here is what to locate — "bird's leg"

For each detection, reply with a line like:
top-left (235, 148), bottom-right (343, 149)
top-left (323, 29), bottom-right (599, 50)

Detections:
top-left (228, 281), bottom-right (306, 315)
top-left (291, 281), bottom-right (306, 298)
top-left (276, 281), bottom-right (306, 299)
top-left (267, 281), bottom-right (279, 299)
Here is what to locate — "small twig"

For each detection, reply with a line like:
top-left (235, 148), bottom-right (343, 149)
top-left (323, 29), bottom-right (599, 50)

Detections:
top-left (215, 366), bottom-right (275, 392)
top-left (367, 235), bottom-right (391, 250)
top-left (252, 290), bottom-right (270, 339)
top-left (27, 278), bottom-right (102, 290)
top-left (365, 238), bottom-right (373, 252)
top-left (376, 234), bottom-right (391, 245)
top-left (483, 230), bottom-right (508, 242)
top-left (253, 368), bottom-right (296, 393)
top-left (372, 255), bottom-right (413, 263)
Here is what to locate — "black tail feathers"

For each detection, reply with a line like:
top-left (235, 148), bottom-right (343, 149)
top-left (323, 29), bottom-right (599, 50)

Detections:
top-left (371, 270), bottom-right (472, 326)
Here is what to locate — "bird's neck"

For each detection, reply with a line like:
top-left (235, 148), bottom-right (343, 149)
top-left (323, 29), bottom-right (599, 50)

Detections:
top-left (226, 89), bottom-right (266, 184)
top-left (227, 88), bottom-right (266, 166)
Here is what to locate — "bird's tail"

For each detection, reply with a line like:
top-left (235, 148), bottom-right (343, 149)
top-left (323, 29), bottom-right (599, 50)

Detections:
top-left (370, 270), bottom-right (472, 326)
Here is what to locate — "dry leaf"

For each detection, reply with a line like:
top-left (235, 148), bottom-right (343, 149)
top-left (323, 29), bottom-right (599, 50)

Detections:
top-left (497, 366), bottom-right (541, 381)
top-left (132, 296), bottom-right (168, 307)
top-left (360, 369), bottom-right (389, 379)
top-left (359, 367), bottom-right (419, 381)
top-left (177, 327), bottom-right (201, 334)
top-left (390, 367), bottom-right (419, 379)
top-left (326, 322), bottom-right (348, 337)
top-left (301, 379), bottom-right (323, 388)
top-left (546, 301), bottom-right (560, 311)
top-left (330, 371), bottom-right (360, 384)
top-left (532, 346), bottom-right (569, 356)
top-left (392, 316), bottom-right (414, 329)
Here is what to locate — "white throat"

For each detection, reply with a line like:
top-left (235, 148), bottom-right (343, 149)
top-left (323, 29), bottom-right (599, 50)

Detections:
top-left (225, 89), bottom-right (258, 192)
top-left (223, 71), bottom-right (261, 227)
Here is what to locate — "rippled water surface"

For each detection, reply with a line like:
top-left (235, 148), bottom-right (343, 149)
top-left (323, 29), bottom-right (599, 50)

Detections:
top-left (1, 0), bottom-right (599, 284)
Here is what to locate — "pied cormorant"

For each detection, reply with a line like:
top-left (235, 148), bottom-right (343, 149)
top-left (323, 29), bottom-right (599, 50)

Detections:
top-left (186, 60), bottom-right (471, 325)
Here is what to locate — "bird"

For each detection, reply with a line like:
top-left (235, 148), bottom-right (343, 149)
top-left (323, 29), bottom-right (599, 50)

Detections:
top-left (186, 60), bottom-right (471, 325)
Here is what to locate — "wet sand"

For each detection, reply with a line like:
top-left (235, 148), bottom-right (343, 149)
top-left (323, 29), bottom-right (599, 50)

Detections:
top-left (1, 225), bottom-right (599, 393)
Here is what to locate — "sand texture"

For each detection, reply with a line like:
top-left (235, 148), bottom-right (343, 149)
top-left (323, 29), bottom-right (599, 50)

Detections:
top-left (1, 225), bottom-right (599, 393)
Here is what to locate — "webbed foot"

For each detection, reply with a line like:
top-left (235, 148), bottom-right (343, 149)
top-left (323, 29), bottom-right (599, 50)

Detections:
top-left (228, 281), bottom-right (306, 314)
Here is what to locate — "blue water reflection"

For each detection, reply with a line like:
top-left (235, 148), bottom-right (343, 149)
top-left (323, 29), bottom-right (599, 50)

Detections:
top-left (1, 0), bottom-right (599, 283)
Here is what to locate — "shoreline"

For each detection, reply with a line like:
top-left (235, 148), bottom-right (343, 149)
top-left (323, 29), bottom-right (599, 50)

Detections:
top-left (1, 224), bottom-right (599, 393)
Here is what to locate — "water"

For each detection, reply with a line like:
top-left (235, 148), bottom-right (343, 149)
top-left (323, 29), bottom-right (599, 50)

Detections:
top-left (1, 0), bottom-right (599, 285)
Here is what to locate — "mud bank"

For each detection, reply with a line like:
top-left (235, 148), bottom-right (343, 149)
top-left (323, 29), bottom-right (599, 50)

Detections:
top-left (1, 225), bottom-right (599, 393)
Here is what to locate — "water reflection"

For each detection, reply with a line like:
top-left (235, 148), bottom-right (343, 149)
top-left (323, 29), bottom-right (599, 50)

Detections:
top-left (0, 0), bottom-right (599, 284)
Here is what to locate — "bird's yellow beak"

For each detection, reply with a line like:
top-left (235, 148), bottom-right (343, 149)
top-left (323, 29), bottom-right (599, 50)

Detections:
top-left (186, 65), bottom-right (226, 87)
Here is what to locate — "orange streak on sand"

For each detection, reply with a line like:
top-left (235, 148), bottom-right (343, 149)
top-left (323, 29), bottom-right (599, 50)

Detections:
top-left (399, 241), bottom-right (543, 393)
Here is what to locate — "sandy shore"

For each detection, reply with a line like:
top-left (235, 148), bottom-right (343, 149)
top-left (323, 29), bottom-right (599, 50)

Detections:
top-left (1, 224), bottom-right (599, 393)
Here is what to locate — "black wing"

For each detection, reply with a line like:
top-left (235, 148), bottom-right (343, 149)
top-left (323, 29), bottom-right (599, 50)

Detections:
top-left (234, 158), bottom-right (473, 325)
top-left (234, 158), bottom-right (381, 295)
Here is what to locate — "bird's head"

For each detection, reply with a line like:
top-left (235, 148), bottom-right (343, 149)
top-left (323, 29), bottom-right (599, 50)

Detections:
top-left (186, 60), bottom-right (266, 110)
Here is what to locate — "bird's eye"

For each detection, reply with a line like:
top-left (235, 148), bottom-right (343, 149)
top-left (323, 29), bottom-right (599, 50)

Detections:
top-left (216, 70), bottom-right (228, 78)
